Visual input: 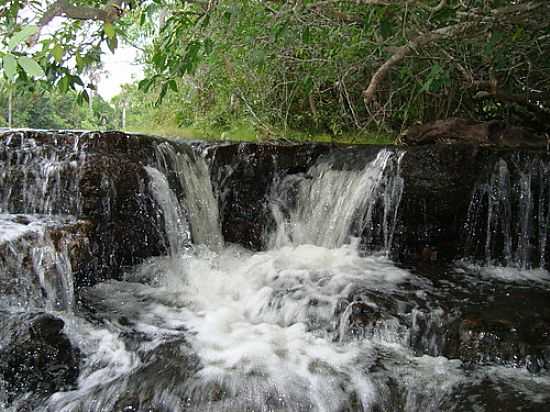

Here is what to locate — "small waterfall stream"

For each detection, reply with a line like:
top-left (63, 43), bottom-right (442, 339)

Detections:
top-left (463, 155), bottom-right (550, 268)
top-left (0, 215), bottom-right (78, 312)
top-left (269, 149), bottom-right (404, 251)
top-left (1, 131), bottom-right (550, 412)
top-left (153, 142), bottom-right (223, 250)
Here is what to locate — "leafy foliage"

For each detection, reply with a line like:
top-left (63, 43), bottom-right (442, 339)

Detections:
top-left (1, 0), bottom-right (549, 140)
top-left (0, 82), bottom-right (116, 130)
top-left (141, 0), bottom-right (550, 136)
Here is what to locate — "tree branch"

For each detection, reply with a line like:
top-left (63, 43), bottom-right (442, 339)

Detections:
top-left (30, 0), bottom-right (126, 44)
top-left (362, 1), bottom-right (549, 106)
top-left (362, 22), bottom-right (474, 105)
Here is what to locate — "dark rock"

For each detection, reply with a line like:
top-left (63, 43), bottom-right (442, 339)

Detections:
top-left (208, 142), bottom-right (330, 249)
top-left (445, 310), bottom-right (550, 371)
top-left (110, 339), bottom-right (200, 412)
top-left (392, 144), bottom-right (484, 261)
top-left (401, 117), bottom-right (547, 148)
top-left (0, 312), bottom-right (80, 402)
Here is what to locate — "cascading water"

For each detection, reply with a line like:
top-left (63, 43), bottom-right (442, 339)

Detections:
top-left (145, 166), bottom-right (190, 256)
top-left (269, 149), bottom-right (404, 251)
top-left (41, 147), bottom-right (495, 412)
top-left (2, 131), bottom-right (550, 412)
top-left (463, 154), bottom-right (550, 268)
top-left (153, 142), bottom-right (223, 250)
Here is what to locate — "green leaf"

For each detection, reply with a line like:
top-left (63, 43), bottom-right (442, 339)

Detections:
top-left (77, 90), bottom-right (90, 105)
top-left (75, 53), bottom-right (85, 71)
top-left (2, 55), bottom-right (18, 81)
top-left (152, 51), bottom-right (166, 68)
top-left (17, 56), bottom-right (45, 79)
top-left (52, 44), bottom-right (64, 64)
top-left (167, 79), bottom-right (177, 93)
top-left (138, 78), bottom-right (154, 93)
top-left (104, 22), bottom-right (116, 39)
top-left (58, 75), bottom-right (70, 93)
top-left (107, 36), bottom-right (118, 53)
top-left (8, 25), bottom-right (38, 50)
top-left (156, 83), bottom-right (168, 105)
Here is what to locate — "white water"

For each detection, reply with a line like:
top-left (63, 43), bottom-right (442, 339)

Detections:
top-left (0, 214), bottom-right (77, 312)
top-left (145, 166), bottom-right (190, 256)
top-left (44, 244), bottom-right (414, 411)
top-left (43, 151), bottom-right (427, 411)
top-left (270, 149), bottom-right (403, 251)
top-left (154, 142), bottom-right (223, 250)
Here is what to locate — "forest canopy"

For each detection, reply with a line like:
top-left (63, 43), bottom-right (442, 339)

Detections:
top-left (1, 0), bottom-right (549, 139)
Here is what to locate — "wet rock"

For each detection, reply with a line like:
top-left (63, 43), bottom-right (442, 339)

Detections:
top-left (446, 311), bottom-right (550, 372)
top-left (0, 312), bottom-right (80, 403)
top-left (78, 153), bottom-right (166, 285)
top-left (401, 118), bottom-right (547, 148)
top-left (0, 215), bottom-right (94, 310)
top-left (208, 142), bottom-right (330, 249)
top-left (448, 376), bottom-right (550, 412)
top-left (393, 144), bottom-right (484, 261)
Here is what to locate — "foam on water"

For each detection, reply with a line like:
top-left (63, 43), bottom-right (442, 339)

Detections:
top-left (457, 262), bottom-right (550, 285)
top-left (43, 243), bottom-right (411, 411)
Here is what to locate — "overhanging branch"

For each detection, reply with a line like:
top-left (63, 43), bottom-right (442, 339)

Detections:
top-left (30, 0), bottom-right (126, 44)
top-left (362, 0), bottom-right (548, 106)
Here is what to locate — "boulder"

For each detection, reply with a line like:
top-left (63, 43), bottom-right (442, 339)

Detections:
top-left (0, 312), bottom-right (80, 403)
top-left (401, 118), bottom-right (548, 148)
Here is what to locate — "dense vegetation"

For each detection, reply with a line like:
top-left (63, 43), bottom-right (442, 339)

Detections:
top-left (0, 85), bottom-right (116, 130)
top-left (1, 1), bottom-right (549, 141)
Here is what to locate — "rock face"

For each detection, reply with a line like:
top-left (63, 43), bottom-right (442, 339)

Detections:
top-left (208, 142), bottom-right (331, 249)
top-left (2, 130), bottom-right (549, 272)
top-left (401, 117), bottom-right (548, 148)
top-left (393, 144), bottom-right (485, 261)
top-left (0, 131), bottom-right (170, 286)
top-left (0, 312), bottom-right (80, 402)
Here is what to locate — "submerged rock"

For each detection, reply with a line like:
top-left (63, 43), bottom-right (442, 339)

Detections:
top-left (0, 312), bottom-right (80, 403)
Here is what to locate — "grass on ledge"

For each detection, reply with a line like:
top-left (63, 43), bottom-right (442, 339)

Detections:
top-left (125, 122), bottom-right (395, 145)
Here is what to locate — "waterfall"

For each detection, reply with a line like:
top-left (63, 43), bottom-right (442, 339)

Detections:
top-left (463, 155), bottom-right (550, 268)
top-left (0, 131), bottom-right (84, 216)
top-left (0, 215), bottom-right (77, 312)
top-left (153, 142), bottom-right (223, 250)
top-left (144, 167), bottom-right (190, 256)
top-left (3, 130), bottom-right (550, 412)
top-left (269, 149), bottom-right (404, 251)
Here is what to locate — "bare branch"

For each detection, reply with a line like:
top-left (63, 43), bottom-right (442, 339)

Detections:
top-left (362, 1), bottom-right (549, 106)
top-left (363, 22), bottom-right (475, 105)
